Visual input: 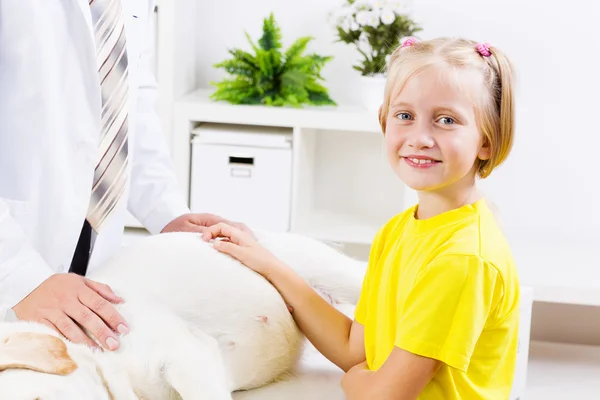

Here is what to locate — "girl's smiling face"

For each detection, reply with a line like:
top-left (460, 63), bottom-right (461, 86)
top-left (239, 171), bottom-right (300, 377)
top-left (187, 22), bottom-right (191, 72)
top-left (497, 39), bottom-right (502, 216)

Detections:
top-left (384, 65), bottom-right (491, 195)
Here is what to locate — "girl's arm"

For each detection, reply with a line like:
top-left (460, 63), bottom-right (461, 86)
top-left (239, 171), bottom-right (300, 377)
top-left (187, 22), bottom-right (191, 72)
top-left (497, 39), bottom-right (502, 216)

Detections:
top-left (202, 223), bottom-right (366, 372)
top-left (342, 347), bottom-right (440, 400)
top-left (264, 264), bottom-right (366, 372)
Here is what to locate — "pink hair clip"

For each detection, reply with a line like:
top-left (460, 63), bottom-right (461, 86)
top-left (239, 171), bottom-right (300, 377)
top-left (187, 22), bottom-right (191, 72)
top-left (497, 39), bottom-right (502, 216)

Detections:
top-left (475, 42), bottom-right (492, 57)
top-left (401, 37), bottom-right (417, 48)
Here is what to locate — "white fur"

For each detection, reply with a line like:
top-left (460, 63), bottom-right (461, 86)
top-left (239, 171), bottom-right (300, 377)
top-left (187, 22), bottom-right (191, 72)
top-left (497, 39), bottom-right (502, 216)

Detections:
top-left (0, 231), bottom-right (366, 399)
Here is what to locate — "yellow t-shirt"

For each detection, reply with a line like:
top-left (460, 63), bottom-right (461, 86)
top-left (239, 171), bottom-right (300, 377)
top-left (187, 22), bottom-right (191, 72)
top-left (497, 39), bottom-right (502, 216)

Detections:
top-left (355, 198), bottom-right (520, 399)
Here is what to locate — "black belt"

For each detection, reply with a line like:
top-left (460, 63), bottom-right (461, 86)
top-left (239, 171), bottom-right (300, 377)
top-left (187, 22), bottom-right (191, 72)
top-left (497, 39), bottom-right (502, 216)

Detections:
top-left (69, 220), bottom-right (92, 276)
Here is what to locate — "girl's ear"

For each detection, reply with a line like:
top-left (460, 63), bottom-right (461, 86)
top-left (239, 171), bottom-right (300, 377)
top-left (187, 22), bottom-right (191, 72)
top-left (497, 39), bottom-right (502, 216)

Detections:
top-left (378, 105), bottom-right (386, 135)
top-left (478, 137), bottom-right (492, 161)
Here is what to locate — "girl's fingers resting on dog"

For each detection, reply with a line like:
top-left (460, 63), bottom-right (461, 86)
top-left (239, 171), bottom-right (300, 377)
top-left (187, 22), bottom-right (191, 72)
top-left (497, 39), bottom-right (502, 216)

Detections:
top-left (212, 239), bottom-right (241, 257)
top-left (203, 222), bottom-right (248, 245)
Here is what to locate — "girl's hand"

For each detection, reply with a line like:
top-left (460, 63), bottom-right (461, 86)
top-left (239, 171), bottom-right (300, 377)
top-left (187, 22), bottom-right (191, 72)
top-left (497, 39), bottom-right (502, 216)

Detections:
top-left (201, 222), bottom-right (283, 278)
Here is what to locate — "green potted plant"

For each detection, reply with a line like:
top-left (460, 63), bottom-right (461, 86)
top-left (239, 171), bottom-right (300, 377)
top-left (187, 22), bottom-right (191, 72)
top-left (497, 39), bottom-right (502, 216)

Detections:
top-left (331, 0), bottom-right (422, 112)
top-left (210, 13), bottom-right (336, 108)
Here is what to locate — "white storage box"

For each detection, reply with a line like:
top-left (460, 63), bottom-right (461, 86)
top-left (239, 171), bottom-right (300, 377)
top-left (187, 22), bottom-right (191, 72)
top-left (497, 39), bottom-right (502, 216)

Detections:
top-left (190, 123), bottom-right (293, 232)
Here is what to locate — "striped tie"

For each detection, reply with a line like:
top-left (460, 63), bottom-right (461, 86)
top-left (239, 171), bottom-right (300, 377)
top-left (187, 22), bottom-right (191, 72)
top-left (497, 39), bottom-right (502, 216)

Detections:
top-left (86, 0), bottom-right (129, 232)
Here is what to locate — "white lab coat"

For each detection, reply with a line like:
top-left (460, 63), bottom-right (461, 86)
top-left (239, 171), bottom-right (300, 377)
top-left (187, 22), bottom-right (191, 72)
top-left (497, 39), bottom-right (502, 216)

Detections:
top-left (0, 0), bottom-right (190, 310)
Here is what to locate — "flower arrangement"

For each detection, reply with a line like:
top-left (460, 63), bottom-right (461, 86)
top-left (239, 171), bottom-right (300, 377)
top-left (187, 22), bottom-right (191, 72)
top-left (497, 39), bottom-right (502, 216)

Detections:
top-left (210, 13), bottom-right (336, 108)
top-left (332, 0), bottom-right (422, 77)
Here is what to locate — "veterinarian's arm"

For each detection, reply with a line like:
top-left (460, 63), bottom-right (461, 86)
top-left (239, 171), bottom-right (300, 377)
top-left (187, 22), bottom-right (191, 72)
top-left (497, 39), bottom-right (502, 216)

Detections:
top-left (203, 223), bottom-right (366, 372)
top-left (341, 347), bottom-right (440, 400)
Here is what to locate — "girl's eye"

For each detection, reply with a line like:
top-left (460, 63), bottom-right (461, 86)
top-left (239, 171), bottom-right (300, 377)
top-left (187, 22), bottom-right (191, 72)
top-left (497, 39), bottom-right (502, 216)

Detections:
top-left (396, 112), bottom-right (412, 120)
top-left (439, 116), bottom-right (455, 125)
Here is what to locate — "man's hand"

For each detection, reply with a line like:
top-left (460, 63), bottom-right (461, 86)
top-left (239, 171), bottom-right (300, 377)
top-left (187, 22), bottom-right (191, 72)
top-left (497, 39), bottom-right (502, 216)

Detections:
top-left (12, 274), bottom-right (130, 351)
top-left (161, 213), bottom-right (252, 236)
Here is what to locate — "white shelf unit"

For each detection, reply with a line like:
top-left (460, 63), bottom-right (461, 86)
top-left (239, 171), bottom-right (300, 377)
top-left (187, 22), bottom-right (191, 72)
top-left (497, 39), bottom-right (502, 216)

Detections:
top-left (173, 88), bottom-right (417, 247)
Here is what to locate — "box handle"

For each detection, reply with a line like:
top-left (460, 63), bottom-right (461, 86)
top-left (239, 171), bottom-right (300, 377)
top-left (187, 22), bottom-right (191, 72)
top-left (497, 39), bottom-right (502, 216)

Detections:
top-left (229, 155), bottom-right (254, 166)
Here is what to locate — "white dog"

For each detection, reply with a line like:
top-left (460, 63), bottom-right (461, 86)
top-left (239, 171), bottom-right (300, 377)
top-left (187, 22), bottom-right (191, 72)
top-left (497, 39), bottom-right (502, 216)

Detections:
top-left (0, 231), bottom-right (366, 399)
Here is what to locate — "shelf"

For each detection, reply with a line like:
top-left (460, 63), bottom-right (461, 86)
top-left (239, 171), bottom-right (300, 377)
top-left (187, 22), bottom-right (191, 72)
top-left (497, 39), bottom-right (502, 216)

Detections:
top-left (526, 340), bottom-right (600, 399)
top-left (176, 88), bottom-right (382, 134)
top-left (292, 209), bottom-right (381, 245)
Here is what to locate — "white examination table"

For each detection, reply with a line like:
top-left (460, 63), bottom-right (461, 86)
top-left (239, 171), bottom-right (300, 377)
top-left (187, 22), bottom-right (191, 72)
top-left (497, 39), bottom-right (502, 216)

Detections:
top-left (233, 341), bottom-right (346, 400)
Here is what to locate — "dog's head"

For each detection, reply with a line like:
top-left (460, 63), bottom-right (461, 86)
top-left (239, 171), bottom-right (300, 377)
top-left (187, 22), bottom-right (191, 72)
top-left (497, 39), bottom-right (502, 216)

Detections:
top-left (0, 322), bottom-right (132, 400)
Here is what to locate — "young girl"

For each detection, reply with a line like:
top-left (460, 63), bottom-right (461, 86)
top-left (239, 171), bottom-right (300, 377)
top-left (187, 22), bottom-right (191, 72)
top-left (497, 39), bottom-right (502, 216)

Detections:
top-left (202, 36), bottom-right (520, 399)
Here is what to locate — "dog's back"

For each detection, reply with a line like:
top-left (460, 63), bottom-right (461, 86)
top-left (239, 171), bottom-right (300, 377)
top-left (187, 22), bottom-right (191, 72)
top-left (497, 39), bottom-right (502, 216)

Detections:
top-left (88, 231), bottom-right (366, 391)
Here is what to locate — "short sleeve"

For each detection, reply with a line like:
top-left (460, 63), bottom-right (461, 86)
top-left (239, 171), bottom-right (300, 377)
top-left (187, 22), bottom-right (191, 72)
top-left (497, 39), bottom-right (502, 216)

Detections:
top-left (354, 227), bottom-right (385, 324)
top-left (395, 254), bottom-right (503, 372)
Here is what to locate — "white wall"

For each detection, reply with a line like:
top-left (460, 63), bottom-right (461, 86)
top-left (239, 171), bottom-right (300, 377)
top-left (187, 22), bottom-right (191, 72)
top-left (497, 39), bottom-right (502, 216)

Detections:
top-left (192, 0), bottom-right (600, 288)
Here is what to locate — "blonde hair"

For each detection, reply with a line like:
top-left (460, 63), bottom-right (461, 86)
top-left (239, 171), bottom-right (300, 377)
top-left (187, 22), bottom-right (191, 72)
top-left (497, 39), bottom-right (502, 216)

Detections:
top-left (379, 37), bottom-right (516, 178)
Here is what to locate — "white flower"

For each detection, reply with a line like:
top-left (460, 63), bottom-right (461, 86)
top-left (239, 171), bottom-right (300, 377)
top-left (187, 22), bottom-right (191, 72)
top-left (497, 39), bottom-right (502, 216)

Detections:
top-left (380, 8), bottom-right (396, 24)
top-left (350, 21), bottom-right (360, 31)
top-left (366, 11), bottom-right (380, 27)
top-left (369, 0), bottom-right (386, 10)
top-left (352, 0), bottom-right (372, 13)
top-left (355, 10), bottom-right (370, 26)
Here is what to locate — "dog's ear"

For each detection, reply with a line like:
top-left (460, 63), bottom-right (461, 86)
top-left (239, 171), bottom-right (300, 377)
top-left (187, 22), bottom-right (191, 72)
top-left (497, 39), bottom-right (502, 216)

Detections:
top-left (0, 332), bottom-right (78, 375)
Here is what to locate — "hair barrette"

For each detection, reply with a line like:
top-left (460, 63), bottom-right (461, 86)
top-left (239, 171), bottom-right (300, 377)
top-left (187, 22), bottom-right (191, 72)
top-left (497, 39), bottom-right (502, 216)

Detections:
top-left (475, 42), bottom-right (492, 57)
top-left (401, 37), bottom-right (417, 48)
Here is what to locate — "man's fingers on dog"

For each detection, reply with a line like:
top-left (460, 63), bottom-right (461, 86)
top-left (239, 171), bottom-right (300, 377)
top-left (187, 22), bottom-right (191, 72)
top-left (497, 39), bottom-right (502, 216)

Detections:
top-left (79, 288), bottom-right (129, 340)
top-left (50, 311), bottom-right (98, 348)
top-left (232, 222), bottom-right (254, 236)
top-left (41, 317), bottom-right (100, 350)
top-left (39, 317), bottom-right (58, 332)
top-left (84, 278), bottom-right (124, 304)
top-left (64, 297), bottom-right (120, 351)
top-left (185, 221), bottom-right (207, 234)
